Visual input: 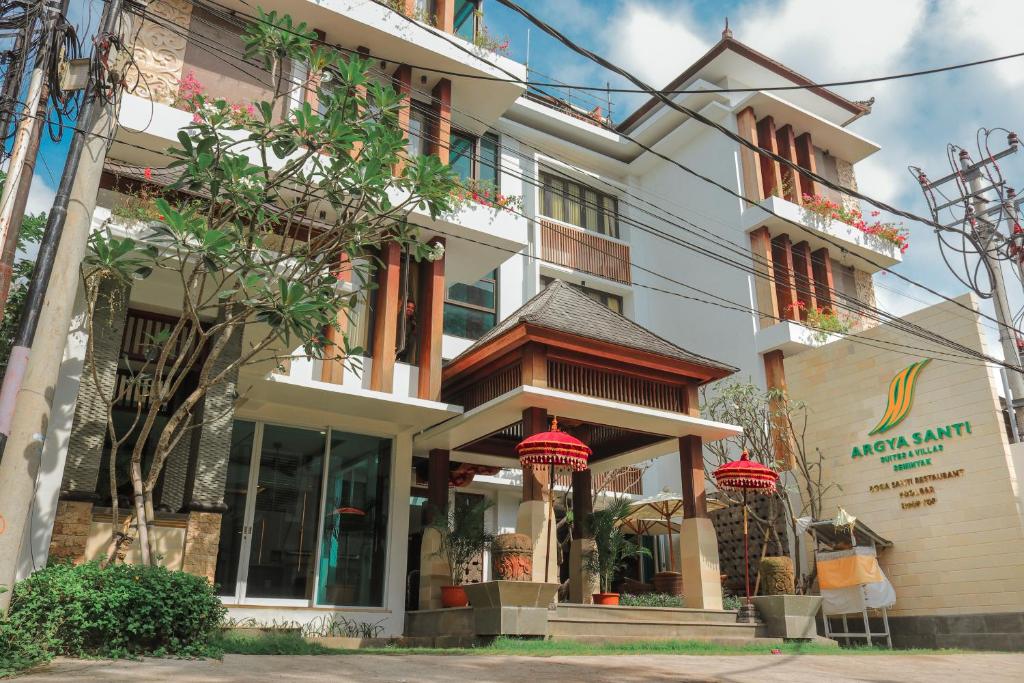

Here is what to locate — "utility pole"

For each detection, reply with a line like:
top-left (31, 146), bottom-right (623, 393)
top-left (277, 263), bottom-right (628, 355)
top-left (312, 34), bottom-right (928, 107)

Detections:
top-left (0, 0), bottom-right (63, 307)
top-left (0, 4), bottom-right (36, 157)
top-left (0, 0), bottom-right (125, 611)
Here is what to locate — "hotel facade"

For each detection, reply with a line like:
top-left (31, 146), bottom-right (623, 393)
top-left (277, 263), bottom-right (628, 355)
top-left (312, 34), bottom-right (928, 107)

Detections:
top-left (18, 0), bottom-right (1024, 649)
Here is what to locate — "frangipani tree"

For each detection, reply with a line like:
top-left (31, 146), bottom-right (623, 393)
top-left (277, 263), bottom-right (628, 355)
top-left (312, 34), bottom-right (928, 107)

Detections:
top-left (84, 8), bottom-right (460, 565)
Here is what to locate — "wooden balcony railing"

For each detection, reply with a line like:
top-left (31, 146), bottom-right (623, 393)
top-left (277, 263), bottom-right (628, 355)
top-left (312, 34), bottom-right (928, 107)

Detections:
top-left (554, 466), bottom-right (643, 495)
top-left (540, 218), bottom-right (631, 285)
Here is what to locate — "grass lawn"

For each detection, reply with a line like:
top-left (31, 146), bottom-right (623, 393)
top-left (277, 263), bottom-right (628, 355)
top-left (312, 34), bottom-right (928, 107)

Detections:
top-left (215, 632), bottom-right (968, 657)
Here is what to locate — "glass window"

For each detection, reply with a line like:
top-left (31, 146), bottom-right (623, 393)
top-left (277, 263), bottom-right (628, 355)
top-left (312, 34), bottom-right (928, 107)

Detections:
top-left (450, 131), bottom-right (475, 182)
top-left (214, 420), bottom-right (256, 597)
top-left (541, 276), bottom-right (623, 314)
top-left (479, 133), bottom-right (499, 186)
top-left (444, 270), bottom-right (497, 339)
top-left (244, 425), bottom-right (326, 600)
top-left (539, 170), bottom-right (618, 237)
top-left (406, 103), bottom-right (431, 158)
top-left (316, 432), bottom-right (392, 607)
top-left (454, 0), bottom-right (478, 40)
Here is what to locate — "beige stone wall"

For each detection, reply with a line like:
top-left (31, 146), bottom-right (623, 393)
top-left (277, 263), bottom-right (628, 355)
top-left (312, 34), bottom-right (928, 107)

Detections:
top-left (785, 293), bottom-right (1024, 617)
top-left (83, 516), bottom-right (187, 570)
top-left (48, 500), bottom-right (94, 563)
top-left (181, 511), bottom-right (223, 583)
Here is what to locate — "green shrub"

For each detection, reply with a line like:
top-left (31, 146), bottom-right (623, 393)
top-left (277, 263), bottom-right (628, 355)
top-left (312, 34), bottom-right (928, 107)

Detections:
top-left (722, 594), bottom-right (743, 611)
top-left (619, 592), bottom-right (684, 608)
top-left (0, 616), bottom-right (50, 677)
top-left (6, 561), bottom-right (226, 659)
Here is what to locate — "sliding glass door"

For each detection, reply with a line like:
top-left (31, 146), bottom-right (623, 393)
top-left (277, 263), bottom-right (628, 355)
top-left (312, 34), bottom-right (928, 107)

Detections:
top-left (215, 420), bottom-right (393, 607)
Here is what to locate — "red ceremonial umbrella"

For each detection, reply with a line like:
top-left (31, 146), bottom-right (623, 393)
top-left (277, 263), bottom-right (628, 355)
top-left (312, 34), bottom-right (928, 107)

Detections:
top-left (515, 417), bottom-right (591, 582)
top-left (712, 450), bottom-right (779, 611)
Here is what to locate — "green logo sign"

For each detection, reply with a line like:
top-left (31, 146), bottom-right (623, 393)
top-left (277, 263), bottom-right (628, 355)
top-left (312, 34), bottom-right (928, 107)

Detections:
top-left (869, 359), bottom-right (931, 435)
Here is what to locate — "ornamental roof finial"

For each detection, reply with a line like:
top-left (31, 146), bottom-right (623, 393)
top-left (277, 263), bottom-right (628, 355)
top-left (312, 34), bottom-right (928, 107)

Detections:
top-left (722, 17), bottom-right (732, 39)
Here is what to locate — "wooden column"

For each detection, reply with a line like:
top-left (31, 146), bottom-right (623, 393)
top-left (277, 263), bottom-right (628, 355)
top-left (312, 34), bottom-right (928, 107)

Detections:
top-left (679, 435), bottom-right (707, 519)
top-left (416, 237), bottom-right (446, 400)
top-left (791, 240), bottom-right (817, 318)
top-left (435, 0), bottom-right (455, 32)
top-left (811, 247), bottom-right (835, 313)
top-left (756, 115), bottom-right (784, 199)
top-left (393, 64), bottom-right (413, 176)
top-left (763, 351), bottom-right (796, 470)
top-left (521, 343), bottom-right (548, 387)
top-left (794, 132), bottom-right (819, 199)
top-left (571, 469), bottom-right (593, 538)
top-left (369, 241), bottom-right (401, 392)
top-left (771, 234), bottom-right (800, 320)
top-left (431, 78), bottom-right (452, 164)
top-left (350, 47), bottom-right (370, 160)
top-left (426, 449), bottom-right (450, 523)
top-left (320, 253), bottom-right (352, 384)
top-left (521, 407), bottom-right (549, 503)
top-left (735, 107), bottom-right (764, 203)
top-left (749, 226), bottom-right (779, 329)
top-left (776, 124), bottom-right (799, 203)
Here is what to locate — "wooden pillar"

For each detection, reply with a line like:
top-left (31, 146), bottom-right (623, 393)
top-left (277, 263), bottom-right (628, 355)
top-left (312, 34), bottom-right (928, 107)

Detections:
top-left (735, 107), bottom-right (764, 203)
top-left (679, 435), bottom-right (707, 519)
top-left (749, 226), bottom-right (779, 328)
top-left (776, 124), bottom-right (799, 203)
top-left (521, 343), bottom-right (548, 387)
top-left (811, 247), bottom-right (835, 313)
top-left (435, 0), bottom-right (455, 32)
top-left (771, 234), bottom-right (800, 320)
top-left (416, 238), bottom-right (445, 400)
top-left (791, 240), bottom-right (817, 318)
top-left (393, 64), bottom-right (413, 176)
top-left (756, 116), bottom-right (784, 200)
top-left (369, 242), bottom-right (401, 392)
top-left (521, 407), bottom-right (549, 502)
top-left (304, 29), bottom-right (326, 111)
top-left (426, 449), bottom-right (450, 522)
top-left (321, 253), bottom-right (352, 384)
top-left (763, 350), bottom-right (796, 470)
top-left (794, 132), bottom-right (819, 200)
top-left (571, 469), bottom-right (593, 538)
top-left (431, 78), bottom-right (452, 164)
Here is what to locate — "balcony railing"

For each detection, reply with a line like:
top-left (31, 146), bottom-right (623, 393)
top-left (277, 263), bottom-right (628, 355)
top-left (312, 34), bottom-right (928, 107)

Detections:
top-left (540, 218), bottom-right (631, 285)
top-left (554, 466), bottom-right (643, 495)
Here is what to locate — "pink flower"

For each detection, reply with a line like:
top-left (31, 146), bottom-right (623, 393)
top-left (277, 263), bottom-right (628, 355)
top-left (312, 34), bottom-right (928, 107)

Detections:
top-left (144, 167), bottom-right (152, 180)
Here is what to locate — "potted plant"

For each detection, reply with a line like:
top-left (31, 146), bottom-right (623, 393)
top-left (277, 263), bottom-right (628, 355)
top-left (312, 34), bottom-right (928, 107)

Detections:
top-left (585, 497), bottom-right (650, 605)
top-left (430, 498), bottom-right (494, 608)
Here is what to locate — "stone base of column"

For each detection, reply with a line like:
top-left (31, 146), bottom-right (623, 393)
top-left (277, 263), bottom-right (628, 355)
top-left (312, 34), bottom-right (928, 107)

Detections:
top-left (516, 500), bottom-right (556, 585)
top-left (568, 538), bottom-right (598, 603)
top-left (679, 517), bottom-right (724, 610)
top-left (418, 527), bottom-right (450, 610)
top-left (47, 500), bottom-right (94, 564)
top-left (181, 511), bottom-right (222, 583)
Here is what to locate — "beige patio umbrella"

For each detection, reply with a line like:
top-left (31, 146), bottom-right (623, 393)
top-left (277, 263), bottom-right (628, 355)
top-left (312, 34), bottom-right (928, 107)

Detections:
top-left (624, 488), bottom-right (685, 572)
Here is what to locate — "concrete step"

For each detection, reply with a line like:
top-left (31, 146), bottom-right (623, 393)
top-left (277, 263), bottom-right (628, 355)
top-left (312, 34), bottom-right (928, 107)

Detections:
top-left (547, 634), bottom-right (785, 647)
top-left (553, 603), bottom-right (744, 626)
top-left (548, 615), bottom-right (761, 640)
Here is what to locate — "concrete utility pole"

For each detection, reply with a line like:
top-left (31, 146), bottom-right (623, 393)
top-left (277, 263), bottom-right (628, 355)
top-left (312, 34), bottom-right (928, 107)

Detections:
top-left (0, 0), bottom-right (63, 304)
top-left (0, 0), bottom-right (124, 611)
top-left (0, 5), bottom-right (36, 157)
top-left (959, 150), bottom-right (1024, 403)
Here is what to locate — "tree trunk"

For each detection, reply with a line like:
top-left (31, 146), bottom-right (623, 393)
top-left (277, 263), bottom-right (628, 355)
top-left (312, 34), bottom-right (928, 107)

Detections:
top-left (144, 487), bottom-right (156, 564)
top-left (130, 460), bottom-right (151, 565)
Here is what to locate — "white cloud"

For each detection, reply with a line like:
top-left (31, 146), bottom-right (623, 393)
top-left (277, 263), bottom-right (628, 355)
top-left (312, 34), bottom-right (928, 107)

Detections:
top-left (930, 0), bottom-right (1024, 86)
top-left (25, 175), bottom-right (55, 215)
top-left (602, 3), bottom-right (710, 87)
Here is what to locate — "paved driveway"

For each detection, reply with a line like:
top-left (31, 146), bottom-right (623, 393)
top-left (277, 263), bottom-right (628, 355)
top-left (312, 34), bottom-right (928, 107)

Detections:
top-left (17, 653), bottom-right (1024, 682)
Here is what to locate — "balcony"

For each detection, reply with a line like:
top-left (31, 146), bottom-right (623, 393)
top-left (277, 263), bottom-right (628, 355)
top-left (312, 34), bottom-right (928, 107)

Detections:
top-left (479, 466), bottom-right (644, 495)
top-left (539, 217), bottom-right (631, 285)
top-left (755, 320), bottom-right (841, 356)
top-left (742, 195), bottom-right (902, 273)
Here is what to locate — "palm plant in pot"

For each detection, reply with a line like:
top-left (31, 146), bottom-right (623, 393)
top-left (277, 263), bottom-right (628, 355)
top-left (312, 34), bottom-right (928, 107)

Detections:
top-left (430, 498), bottom-right (495, 608)
top-left (585, 497), bottom-right (650, 605)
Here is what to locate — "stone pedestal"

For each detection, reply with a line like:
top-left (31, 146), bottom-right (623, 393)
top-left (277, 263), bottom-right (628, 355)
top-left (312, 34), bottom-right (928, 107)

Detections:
top-left (569, 538), bottom-right (598, 603)
top-left (516, 500), bottom-right (556, 583)
top-left (678, 517), bottom-right (723, 610)
top-left (464, 580), bottom-right (557, 636)
top-left (752, 595), bottom-right (823, 639)
top-left (418, 527), bottom-right (450, 610)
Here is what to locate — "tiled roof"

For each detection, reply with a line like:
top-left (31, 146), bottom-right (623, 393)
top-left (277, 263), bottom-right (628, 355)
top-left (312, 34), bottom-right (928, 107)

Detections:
top-left (451, 279), bottom-right (737, 375)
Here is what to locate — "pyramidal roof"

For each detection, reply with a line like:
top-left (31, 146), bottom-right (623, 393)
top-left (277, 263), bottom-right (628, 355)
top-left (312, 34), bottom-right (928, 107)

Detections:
top-left (450, 279), bottom-right (737, 376)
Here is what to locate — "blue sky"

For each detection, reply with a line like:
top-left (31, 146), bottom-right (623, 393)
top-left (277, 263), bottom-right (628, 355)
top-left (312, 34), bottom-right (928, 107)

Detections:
top-left (30, 0), bottom-right (1024, 353)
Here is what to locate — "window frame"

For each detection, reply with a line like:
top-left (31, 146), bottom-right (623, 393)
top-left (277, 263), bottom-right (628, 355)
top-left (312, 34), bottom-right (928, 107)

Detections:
top-left (539, 170), bottom-right (619, 238)
top-left (443, 269), bottom-right (499, 340)
top-left (450, 128), bottom-right (501, 190)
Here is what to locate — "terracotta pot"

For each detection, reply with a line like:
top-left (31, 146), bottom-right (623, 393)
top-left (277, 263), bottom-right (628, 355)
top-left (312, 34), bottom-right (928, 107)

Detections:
top-left (441, 585), bottom-right (469, 608)
top-left (592, 592), bottom-right (620, 606)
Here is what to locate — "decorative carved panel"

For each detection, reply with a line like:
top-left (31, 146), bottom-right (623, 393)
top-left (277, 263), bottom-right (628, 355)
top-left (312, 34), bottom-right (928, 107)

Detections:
top-left (836, 159), bottom-right (859, 216)
top-left (131, 0), bottom-right (192, 106)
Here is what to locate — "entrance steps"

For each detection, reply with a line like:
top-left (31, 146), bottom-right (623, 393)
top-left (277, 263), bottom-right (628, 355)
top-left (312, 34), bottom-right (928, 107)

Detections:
top-left (547, 604), bottom-right (768, 643)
